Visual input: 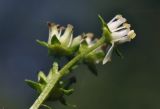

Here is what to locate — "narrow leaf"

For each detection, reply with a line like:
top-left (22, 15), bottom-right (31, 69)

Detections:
top-left (36, 40), bottom-right (48, 47)
top-left (25, 79), bottom-right (42, 92)
top-left (38, 71), bottom-right (47, 84)
top-left (98, 15), bottom-right (107, 28)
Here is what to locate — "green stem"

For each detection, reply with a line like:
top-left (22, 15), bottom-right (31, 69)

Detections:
top-left (29, 36), bottom-right (106, 109)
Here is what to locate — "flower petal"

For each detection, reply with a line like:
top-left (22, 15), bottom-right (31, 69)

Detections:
top-left (48, 23), bottom-right (59, 44)
top-left (103, 42), bottom-right (115, 64)
top-left (115, 30), bottom-right (136, 44)
top-left (111, 29), bottom-right (130, 40)
top-left (85, 33), bottom-right (94, 47)
top-left (111, 23), bottom-right (131, 32)
top-left (107, 15), bottom-right (126, 31)
top-left (60, 24), bottom-right (73, 47)
top-left (70, 35), bottom-right (82, 48)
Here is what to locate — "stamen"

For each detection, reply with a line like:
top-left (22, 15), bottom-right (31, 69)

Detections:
top-left (85, 33), bottom-right (94, 46)
top-left (115, 14), bottom-right (123, 19)
top-left (111, 23), bottom-right (131, 32)
top-left (107, 15), bottom-right (122, 25)
top-left (128, 30), bottom-right (136, 39)
top-left (111, 28), bottom-right (130, 40)
top-left (108, 17), bottom-right (126, 31)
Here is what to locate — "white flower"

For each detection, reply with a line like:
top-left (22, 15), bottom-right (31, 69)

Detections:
top-left (103, 15), bottom-right (136, 64)
top-left (48, 23), bottom-right (73, 47)
top-left (84, 33), bottom-right (105, 64)
top-left (48, 23), bottom-right (83, 51)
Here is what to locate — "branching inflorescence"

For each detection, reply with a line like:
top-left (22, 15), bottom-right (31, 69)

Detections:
top-left (25, 15), bottom-right (136, 109)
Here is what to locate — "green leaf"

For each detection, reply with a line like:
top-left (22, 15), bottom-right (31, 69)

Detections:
top-left (25, 79), bottom-right (42, 92)
top-left (36, 40), bottom-right (48, 47)
top-left (38, 71), bottom-right (47, 84)
top-left (51, 35), bottom-right (61, 45)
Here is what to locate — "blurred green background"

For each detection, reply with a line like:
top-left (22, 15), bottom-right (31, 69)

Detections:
top-left (0, 0), bottom-right (160, 109)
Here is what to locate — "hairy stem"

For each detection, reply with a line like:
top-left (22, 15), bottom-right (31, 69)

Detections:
top-left (30, 36), bottom-right (106, 109)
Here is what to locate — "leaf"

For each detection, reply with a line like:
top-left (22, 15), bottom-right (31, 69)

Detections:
top-left (25, 79), bottom-right (42, 92)
top-left (38, 71), bottom-right (47, 84)
top-left (103, 43), bottom-right (114, 64)
top-left (36, 40), bottom-right (48, 47)
top-left (51, 35), bottom-right (61, 45)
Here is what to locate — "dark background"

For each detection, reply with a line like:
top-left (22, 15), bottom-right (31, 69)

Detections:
top-left (0, 0), bottom-right (160, 109)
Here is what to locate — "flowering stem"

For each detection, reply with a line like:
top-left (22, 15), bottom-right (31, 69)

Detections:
top-left (29, 36), bottom-right (107, 109)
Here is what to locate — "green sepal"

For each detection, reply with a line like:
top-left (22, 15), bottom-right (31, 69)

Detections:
top-left (60, 88), bottom-right (74, 96)
top-left (47, 62), bottom-right (59, 81)
top-left (36, 40), bottom-right (48, 47)
top-left (84, 50), bottom-right (105, 76)
top-left (70, 45), bottom-right (80, 53)
top-left (79, 39), bottom-right (88, 53)
top-left (98, 15), bottom-right (109, 30)
top-left (98, 15), bottom-right (111, 43)
top-left (25, 79), bottom-right (43, 93)
top-left (38, 71), bottom-right (47, 84)
top-left (48, 44), bottom-right (72, 56)
top-left (85, 50), bottom-right (105, 64)
top-left (51, 35), bottom-right (61, 45)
